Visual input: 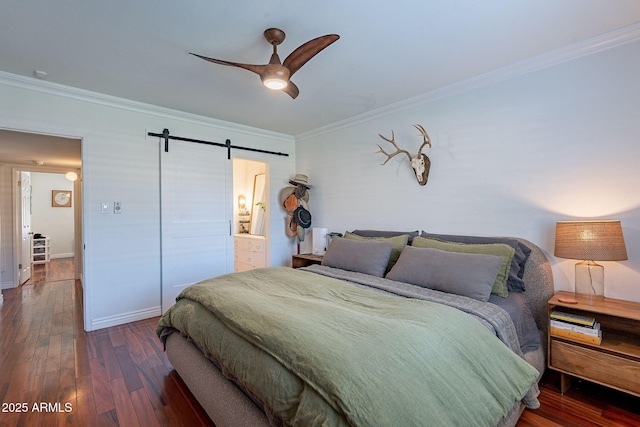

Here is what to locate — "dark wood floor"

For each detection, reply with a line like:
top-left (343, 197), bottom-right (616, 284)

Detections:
top-left (1, 259), bottom-right (640, 426)
top-left (0, 259), bottom-right (214, 427)
top-left (518, 372), bottom-right (640, 426)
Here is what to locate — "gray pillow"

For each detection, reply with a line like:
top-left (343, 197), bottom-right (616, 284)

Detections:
top-left (411, 237), bottom-right (513, 298)
top-left (321, 237), bottom-right (393, 277)
top-left (421, 232), bottom-right (531, 292)
top-left (385, 246), bottom-right (504, 301)
top-left (343, 231), bottom-right (409, 273)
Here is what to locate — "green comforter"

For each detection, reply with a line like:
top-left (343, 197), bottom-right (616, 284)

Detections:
top-left (157, 267), bottom-right (539, 426)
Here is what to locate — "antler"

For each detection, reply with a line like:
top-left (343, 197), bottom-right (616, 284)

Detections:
top-left (376, 130), bottom-right (413, 165)
top-left (414, 124), bottom-right (432, 156)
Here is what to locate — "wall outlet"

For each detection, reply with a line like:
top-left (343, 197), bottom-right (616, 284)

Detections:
top-left (114, 201), bottom-right (122, 214)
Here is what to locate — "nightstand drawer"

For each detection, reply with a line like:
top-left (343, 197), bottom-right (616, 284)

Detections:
top-left (551, 340), bottom-right (640, 395)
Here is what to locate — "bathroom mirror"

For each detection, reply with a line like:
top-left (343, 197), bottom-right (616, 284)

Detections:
top-left (250, 173), bottom-right (266, 235)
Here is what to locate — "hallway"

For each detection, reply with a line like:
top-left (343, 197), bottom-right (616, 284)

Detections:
top-left (0, 259), bottom-right (213, 426)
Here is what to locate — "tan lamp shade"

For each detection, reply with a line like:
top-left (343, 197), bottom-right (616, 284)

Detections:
top-left (555, 220), bottom-right (627, 296)
top-left (554, 220), bottom-right (628, 261)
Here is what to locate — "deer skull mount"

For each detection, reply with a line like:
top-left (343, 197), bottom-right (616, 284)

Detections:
top-left (376, 124), bottom-right (432, 186)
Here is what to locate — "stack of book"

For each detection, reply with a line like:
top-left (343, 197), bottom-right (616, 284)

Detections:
top-left (550, 310), bottom-right (602, 345)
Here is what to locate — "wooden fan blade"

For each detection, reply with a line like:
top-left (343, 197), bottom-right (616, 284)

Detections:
top-left (283, 34), bottom-right (339, 77)
top-left (282, 80), bottom-right (300, 99)
top-left (190, 53), bottom-right (268, 77)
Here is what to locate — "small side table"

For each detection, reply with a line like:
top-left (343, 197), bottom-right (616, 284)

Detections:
top-left (292, 253), bottom-right (324, 269)
top-left (547, 291), bottom-right (640, 397)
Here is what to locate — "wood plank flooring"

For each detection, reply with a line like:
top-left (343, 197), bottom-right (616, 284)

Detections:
top-left (0, 259), bottom-right (213, 427)
top-left (519, 371), bottom-right (640, 427)
top-left (1, 258), bottom-right (640, 426)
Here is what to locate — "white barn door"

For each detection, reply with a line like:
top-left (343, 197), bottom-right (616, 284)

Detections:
top-left (160, 140), bottom-right (232, 313)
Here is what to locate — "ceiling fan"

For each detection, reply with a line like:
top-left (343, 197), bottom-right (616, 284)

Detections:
top-left (191, 28), bottom-right (339, 99)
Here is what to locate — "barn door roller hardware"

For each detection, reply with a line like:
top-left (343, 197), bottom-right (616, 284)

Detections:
top-left (148, 128), bottom-right (289, 159)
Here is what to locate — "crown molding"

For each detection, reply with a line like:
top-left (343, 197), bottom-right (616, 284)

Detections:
top-left (296, 22), bottom-right (640, 141)
top-left (0, 71), bottom-right (294, 143)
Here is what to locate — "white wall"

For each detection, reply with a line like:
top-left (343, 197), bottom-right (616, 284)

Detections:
top-left (296, 39), bottom-right (640, 302)
top-left (0, 74), bottom-right (296, 330)
top-left (30, 172), bottom-right (74, 258)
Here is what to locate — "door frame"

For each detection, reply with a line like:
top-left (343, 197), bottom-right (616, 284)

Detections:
top-left (17, 170), bottom-right (32, 285)
top-left (0, 124), bottom-right (84, 326)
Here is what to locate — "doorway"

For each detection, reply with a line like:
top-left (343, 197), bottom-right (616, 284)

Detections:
top-left (0, 129), bottom-right (82, 298)
top-left (25, 171), bottom-right (77, 281)
top-left (232, 158), bottom-right (269, 272)
top-left (233, 158), bottom-right (269, 236)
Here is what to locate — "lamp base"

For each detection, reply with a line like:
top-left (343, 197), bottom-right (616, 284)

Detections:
top-left (574, 260), bottom-right (604, 297)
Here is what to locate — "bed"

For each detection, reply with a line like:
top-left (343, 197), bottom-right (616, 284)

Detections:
top-left (157, 230), bottom-right (554, 427)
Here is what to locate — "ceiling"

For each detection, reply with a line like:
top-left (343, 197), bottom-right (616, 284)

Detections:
top-left (0, 129), bottom-right (81, 169)
top-left (1, 1), bottom-right (640, 141)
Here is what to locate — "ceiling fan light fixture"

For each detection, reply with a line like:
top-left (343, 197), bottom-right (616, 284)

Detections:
top-left (261, 64), bottom-right (290, 90)
top-left (263, 78), bottom-right (288, 90)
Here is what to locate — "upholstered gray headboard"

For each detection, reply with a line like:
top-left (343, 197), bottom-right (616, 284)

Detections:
top-left (515, 238), bottom-right (554, 352)
top-left (349, 230), bottom-right (554, 353)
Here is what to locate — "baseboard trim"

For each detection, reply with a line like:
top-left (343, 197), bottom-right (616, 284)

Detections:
top-left (90, 306), bottom-right (161, 331)
top-left (1, 281), bottom-right (16, 290)
top-left (51, 253), bottom-right (74, 259)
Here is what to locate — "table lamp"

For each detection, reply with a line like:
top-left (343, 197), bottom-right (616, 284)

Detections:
top-left (554, 220), bottom-right (628, 296)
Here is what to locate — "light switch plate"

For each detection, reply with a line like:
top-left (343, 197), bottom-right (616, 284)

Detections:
top-left (101, 202), bottom-right (110, 214)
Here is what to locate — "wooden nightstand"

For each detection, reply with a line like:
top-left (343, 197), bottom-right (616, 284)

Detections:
top-left (292, 253), bottom-right (324, 269)
top-left (548, 291), bottom-right (640, 397)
